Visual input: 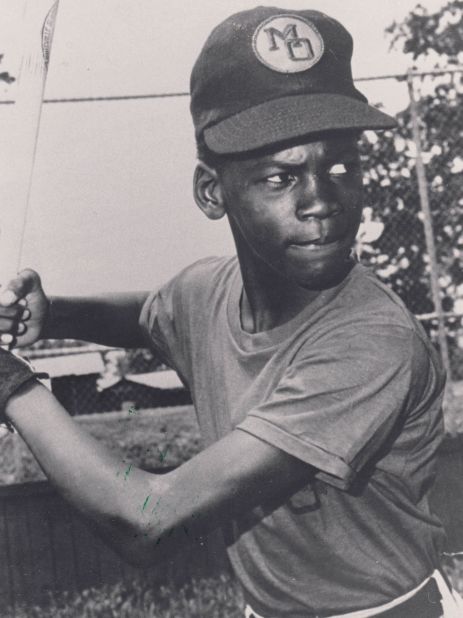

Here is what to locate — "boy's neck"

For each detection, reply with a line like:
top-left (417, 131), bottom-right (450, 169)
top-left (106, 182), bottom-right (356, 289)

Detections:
top-left (237, 256), bottom-right (321, 334)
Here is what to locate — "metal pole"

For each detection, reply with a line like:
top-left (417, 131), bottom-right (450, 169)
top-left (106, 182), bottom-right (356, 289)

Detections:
top-left (406, 71), bottom-right (455, 429)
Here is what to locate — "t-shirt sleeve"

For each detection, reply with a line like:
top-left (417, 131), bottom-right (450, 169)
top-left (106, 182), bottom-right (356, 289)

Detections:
top-left (138, 257), bottom-right (226, 379)
top-left (236, 327), bottom-right (426, 490)
top-left (138, 285), bottom-right (174, 367)
top-left (138, 269), bottom-right (190, 374)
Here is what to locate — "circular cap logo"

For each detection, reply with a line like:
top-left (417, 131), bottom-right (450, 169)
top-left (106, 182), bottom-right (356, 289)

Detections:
top-left (252, 15), bottom-right (324, 74)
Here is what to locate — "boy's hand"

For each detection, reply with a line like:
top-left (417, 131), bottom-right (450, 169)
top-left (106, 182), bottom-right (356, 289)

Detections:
top-left (0, 269), bottom-right (49, 348)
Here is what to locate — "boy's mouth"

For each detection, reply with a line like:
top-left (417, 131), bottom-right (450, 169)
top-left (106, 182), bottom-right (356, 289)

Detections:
top-left (286, 217), bottom-right (351, 251)
top-left (287, 238), bottom-right (342, 252)
top-left (286, 230), bottom-right (352, 255)
top-left (287, 231), bottom-right (334, 249)
top-left (289, 237), bottom-right (324, 248)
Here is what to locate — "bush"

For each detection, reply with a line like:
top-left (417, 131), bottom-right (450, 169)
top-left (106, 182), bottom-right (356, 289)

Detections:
top-left (4, 574), bottom-right (243, 618)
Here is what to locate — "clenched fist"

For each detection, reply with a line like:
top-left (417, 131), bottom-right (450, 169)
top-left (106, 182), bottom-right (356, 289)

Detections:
top-left (0, 269), bottom-right (49, 348)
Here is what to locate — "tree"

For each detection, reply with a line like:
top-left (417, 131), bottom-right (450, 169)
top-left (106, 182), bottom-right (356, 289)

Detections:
top-left (386, 1), bottom-right (463, 63)
top-left (358, 1), bottom-right (463, 376)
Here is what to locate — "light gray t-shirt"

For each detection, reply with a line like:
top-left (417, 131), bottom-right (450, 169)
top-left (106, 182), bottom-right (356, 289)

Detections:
top-left (140, 256), bottom-right (446, 617)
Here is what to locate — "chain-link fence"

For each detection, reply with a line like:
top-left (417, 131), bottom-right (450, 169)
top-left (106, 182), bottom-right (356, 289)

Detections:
top-left (10, 66), bottom-right (463, 429)
top-left (355, 68), bottom-right (463, 429)
top-left (21, 344), bottom-right (192, 415)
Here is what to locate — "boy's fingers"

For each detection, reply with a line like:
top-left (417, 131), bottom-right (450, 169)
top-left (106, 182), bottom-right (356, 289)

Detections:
top-left (0, 305), bottom-right (23, 319)
top-left (16, 322), bottom-right (27, 336)
top-left (0, 317), bottom-right (20, 332)
top-left (0, 269), bottom-right (39, 306)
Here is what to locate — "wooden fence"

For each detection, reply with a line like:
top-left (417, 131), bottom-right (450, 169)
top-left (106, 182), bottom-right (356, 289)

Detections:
top-left (0, 477), bottom-right (228, 612)
top-left (0, 437), bottom-right (462, 611)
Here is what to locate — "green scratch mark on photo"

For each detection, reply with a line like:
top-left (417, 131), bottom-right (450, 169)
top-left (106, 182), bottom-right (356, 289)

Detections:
top-left (158, 445), bottom-right (170, 462)
top-left (142, 495), bottom-right (151, 512)
top-left (151, 496), bottom-right (162, 514)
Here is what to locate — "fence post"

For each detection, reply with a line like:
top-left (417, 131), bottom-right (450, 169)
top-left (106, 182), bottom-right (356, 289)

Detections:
top-left (406, 71), bottom-right (456, 429)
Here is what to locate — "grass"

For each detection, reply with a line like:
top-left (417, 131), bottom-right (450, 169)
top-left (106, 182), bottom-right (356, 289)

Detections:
top-left (0, 406), bottom-right (202, 485)
top-left (3, 574), bottom-right (244, 618)
top-left (3, 560), bottom-right (463, 618)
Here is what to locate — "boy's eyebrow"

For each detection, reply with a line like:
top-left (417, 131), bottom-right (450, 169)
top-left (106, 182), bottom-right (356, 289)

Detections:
top-left (244, 144), bottom-right (359, 173)
top-left (246, 160), bottom-right (306, 172)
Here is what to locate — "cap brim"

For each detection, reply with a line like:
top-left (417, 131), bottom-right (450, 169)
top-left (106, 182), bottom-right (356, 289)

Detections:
top-left (204, 93), bottom-right (397, 154)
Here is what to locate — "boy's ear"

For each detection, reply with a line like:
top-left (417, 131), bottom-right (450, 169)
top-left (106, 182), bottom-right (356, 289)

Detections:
top-left (193, 161), bottom-right (226, 220)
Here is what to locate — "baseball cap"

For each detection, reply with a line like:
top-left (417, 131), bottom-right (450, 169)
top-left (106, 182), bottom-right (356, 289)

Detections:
top-left (190, 6), bottom-right (397, 155)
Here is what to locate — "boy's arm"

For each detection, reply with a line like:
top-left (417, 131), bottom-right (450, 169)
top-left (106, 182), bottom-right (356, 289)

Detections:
top-left (42, 292), bottom-right (149, 348)
top-left (0, 269), bottom-right (149, 348)
top-left (5, 380), bottom-right (313, 568)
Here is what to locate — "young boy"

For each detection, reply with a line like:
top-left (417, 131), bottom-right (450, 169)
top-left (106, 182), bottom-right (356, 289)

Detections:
top-left (0, 6), bottom-right (461, 617)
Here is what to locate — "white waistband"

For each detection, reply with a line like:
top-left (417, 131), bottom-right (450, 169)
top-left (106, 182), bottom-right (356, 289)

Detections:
top-left (244, 569), bottom-right (463, 618)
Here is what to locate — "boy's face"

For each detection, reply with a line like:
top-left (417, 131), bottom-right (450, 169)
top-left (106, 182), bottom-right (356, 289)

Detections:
top-left (217, 134), bottom-right (364, 289)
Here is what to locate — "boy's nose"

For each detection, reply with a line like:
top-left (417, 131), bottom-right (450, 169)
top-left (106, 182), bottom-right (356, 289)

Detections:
top-left (295, 178), bottom-right (339, 221)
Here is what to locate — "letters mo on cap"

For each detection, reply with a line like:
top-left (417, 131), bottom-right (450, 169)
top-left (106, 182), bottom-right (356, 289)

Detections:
top-left (252, 15), bottom-right (324, 73)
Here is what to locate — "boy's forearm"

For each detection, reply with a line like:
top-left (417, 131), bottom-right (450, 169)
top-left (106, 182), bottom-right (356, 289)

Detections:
top-left (4, 380), bottom-right (313, 569)
top-left (4, 381), bottom-right (174, 566)
top-left (42, 292), bottom-right (149, 348)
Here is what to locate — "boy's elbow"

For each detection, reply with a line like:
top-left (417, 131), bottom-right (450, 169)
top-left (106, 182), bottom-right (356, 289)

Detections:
top-left (102, 470), bottom-right (185, 567)
top-left (118, 517), bottom-right (196, 569)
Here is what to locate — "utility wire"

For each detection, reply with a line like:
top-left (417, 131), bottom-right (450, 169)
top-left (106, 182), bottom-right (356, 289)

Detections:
top-left (0, 91), bottom-right (189, 105)
top-left (1, 67), bottom-right (461, 106)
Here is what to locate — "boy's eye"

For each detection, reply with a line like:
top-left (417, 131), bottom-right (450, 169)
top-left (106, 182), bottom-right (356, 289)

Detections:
top-left (328, 163), bottom-right (348, 176)
top-left (265, 173), bottom-right (295, 186)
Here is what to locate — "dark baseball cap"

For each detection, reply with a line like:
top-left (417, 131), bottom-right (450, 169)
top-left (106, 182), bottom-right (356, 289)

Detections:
top-left (190, 6), bottom-right (397, 155)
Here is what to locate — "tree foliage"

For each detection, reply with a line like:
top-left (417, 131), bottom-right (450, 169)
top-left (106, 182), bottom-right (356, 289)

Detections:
top-left (386, 1), bottom-right (463, 64)
top-left (358, 1), bottom-right (463, 370)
